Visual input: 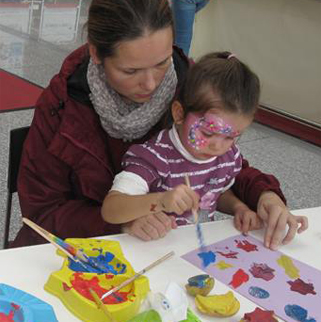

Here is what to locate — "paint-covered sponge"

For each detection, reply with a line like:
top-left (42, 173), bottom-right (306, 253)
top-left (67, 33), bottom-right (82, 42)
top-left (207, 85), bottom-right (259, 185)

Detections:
top-left (45, 238), bottom-right (150, 322)
top-left (240, 307), bottom-right (278, 321)
top-left (185, 274), bottom-right (214, 296)
top-left (195, 291), bottom-right (240, 317)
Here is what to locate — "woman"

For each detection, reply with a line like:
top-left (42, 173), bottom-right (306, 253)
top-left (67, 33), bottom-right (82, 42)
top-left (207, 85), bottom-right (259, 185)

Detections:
top-left (12, 0), bottom-right (307, 249)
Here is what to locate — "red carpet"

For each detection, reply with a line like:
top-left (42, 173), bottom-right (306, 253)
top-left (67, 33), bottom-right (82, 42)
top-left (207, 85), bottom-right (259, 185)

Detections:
top-left (0, 69), bottom-right (43, 113)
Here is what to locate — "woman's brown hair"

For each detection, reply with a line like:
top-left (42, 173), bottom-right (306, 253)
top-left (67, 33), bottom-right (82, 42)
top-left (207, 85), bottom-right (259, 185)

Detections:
top-left (87, 0), bottom-right (173, 60)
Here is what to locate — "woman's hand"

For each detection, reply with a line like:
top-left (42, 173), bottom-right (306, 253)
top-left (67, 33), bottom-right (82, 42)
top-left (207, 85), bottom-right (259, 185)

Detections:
top-left (257, 191), bottom-right (308, 250)
top-left (160, 184), bottom-right (199, 215)
top-left (121, 212), bottom-right (177, 241)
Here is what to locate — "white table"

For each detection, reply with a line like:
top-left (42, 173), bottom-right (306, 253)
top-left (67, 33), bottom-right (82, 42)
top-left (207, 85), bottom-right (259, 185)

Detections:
top-left (0, 207), bottom-right (320, 321)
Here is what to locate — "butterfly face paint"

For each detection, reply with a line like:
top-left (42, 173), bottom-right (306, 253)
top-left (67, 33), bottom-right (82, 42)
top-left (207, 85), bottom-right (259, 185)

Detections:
top-left (187, 113), bottom-right (240, 151)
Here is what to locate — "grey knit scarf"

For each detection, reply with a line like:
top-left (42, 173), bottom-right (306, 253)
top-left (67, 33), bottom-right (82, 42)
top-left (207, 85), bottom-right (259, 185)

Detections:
top-left (87, 58), bottom-right (177, 141)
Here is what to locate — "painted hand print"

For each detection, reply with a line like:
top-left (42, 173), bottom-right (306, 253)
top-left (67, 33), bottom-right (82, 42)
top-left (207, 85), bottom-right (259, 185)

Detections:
top-left (181, 234), bottom-right (320, 322)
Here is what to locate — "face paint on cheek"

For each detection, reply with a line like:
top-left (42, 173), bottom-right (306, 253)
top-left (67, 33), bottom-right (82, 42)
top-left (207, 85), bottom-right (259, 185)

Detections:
top-left (186, 115), bottom-right (209, 151)
top-left (200, 113), bottom-right (240, 137)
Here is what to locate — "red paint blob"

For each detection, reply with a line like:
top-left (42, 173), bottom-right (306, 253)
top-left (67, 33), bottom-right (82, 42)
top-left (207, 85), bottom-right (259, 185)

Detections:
top-left (249, 263), bottom-right (275, 281)
top-left (243, 307), bottom-right (277, 322)
top-left (0, 311), bottom-right (14, 322)
top-left (70, 272), bottom-right (130, 304)
top-left (235, 239), bottom-right (258, 252)
top-left (105, 274), bottom-right (114, 279)
top-left (63, 282), bottom-right (72, 291)
top-left (10, 304), bottom-right (19, 311)
top-left (229, 268), bottom-right (249, 288)
top-left (217, 251), bottom-right (238, 258)
top-left (288, 278), bottom-right (316, 295)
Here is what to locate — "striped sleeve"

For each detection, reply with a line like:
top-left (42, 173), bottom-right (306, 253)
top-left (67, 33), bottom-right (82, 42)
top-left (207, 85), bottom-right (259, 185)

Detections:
top-left (221, 144), bottom-right (243, 192)
top-left (121, 139), bottom-right (170, 190)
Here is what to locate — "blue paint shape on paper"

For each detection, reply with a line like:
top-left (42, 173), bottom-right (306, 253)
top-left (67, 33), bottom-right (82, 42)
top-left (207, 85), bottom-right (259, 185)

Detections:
top-left (198, 251), bottom-right (216, 267)
top-left (248, 286), bottom-right (270, 299)
top-left (284, 304), bottom-right (316, 322)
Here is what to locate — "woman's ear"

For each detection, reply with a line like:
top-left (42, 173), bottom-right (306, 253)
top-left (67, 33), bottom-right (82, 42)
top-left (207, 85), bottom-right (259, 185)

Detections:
top-left (88, 43), bottom-right (102, 64)
top-left (171, 101), bottom-right (185, 125)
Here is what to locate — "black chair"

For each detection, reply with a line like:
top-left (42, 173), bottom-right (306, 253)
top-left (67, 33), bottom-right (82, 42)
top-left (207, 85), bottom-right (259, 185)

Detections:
top-left (3, 126), bottom-right (30, 249)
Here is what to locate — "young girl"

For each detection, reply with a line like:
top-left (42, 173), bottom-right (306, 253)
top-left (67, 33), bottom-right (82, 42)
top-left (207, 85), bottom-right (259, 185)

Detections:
top-left (101, 52), bottom-right (306, 244)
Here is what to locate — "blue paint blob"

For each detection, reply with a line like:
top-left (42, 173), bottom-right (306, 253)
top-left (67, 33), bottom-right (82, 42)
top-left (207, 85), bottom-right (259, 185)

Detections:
top-left (197, 251), bottom-right (216, 267)
top-left (284, 304), bottom-right (316, 322)
top-left (69, 252), bottom-right (127, 274)
top-left (248, 286), bottom-right (270, 299)
top-left (188, 275), bottom-right (210, 288)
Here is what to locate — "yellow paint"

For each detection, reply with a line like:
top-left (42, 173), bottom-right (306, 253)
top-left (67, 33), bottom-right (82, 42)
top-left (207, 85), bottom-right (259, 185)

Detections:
top-left (277, 255), bottom-right (300, 279)
top-left (195, 291), bottom-right (240, 317)
top-left (45, 238), bottom-right (150, 322)
top-left (215, 260), bottom-right (233, 270)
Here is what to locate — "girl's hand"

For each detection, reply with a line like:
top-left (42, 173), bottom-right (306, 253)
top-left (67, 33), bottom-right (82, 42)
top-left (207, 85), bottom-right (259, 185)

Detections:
top-left (122, 213), bottom-right (177, 241)
top-left (257, 191), bottom-right (308, 250)
top-left (234, 206), bottom-right (263, 235)
top-left (160, 184), bottom-right (199, 215)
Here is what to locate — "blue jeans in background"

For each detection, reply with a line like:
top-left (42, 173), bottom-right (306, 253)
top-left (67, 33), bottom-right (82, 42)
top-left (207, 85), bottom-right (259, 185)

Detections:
top-left (172, 0), bottom-right (210, 56)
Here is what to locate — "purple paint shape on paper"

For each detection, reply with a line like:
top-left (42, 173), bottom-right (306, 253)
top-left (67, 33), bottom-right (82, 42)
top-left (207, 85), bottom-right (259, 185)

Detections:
top-left (288, 279), bottom-right (316, 295)
top-left (181, 234), bottom-right (321, 322)
top-left (249, 263), bottom-right (275, 281)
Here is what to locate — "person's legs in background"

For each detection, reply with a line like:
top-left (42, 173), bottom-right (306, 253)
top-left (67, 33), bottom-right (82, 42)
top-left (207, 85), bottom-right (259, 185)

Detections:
top-left (172, 0), bottom-right (209, 56)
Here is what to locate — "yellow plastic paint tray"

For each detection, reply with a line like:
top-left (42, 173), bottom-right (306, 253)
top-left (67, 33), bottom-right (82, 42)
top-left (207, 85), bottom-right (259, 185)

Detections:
top-left (44, 238), bottom-right (150, 322)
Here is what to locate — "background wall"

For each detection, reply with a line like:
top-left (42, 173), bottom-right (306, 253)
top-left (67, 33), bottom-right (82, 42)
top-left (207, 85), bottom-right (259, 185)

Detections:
top-left (190, 0), bottom-right (321, 127)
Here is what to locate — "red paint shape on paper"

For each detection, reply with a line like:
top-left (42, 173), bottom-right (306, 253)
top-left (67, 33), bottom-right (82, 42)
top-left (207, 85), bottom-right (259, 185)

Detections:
top-left (150, 204), bottom-right (157, 212)
top-left (249, 263), bottom-right (275, 281)
top-left (287, 278), bottom-right (316, 295)
top-left (229, 268), bottom-right (249, 288)
top-left (242, 307), bottom-right (277, 322)
top-left (71, 272), bottom-right (129, 304)
top-left (235, 239), bottom-right (258, 252)
top-left (217, 250), bottom-right (238, 258)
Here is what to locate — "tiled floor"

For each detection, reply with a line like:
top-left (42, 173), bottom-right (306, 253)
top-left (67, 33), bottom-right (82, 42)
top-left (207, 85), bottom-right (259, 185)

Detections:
top-left (0, 0), bottom-right (320, 249)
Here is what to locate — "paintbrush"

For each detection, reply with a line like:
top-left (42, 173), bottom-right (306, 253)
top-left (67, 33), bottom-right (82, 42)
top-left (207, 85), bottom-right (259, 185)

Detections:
top-left (101, 251), bottom-right (175, 301)
top-left (184, 175), bottom-right (206, 252)
top-left (89, 288), bottom-right (116, 322)
top-left (22, 218), bottom-right (106, 273)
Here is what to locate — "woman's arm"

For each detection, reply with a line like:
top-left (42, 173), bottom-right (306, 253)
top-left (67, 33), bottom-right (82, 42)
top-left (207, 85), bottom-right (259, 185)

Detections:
top-left (12, 107), bottom-right (121, 248)
top-left (231, 158), bottom-right (286, 211)
top-left (218, 186), bottom-right (308, 251)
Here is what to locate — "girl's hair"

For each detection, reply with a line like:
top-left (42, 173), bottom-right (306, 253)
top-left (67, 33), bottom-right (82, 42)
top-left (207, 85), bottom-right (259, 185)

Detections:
top-left (87, 0), bottom-right (173, 60)
top-left (177, 51), bottom-right (261, 117)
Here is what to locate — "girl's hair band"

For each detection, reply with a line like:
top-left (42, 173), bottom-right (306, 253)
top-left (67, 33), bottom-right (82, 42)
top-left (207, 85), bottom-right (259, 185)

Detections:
top-left (227, 53), bottom-right (237, 59)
